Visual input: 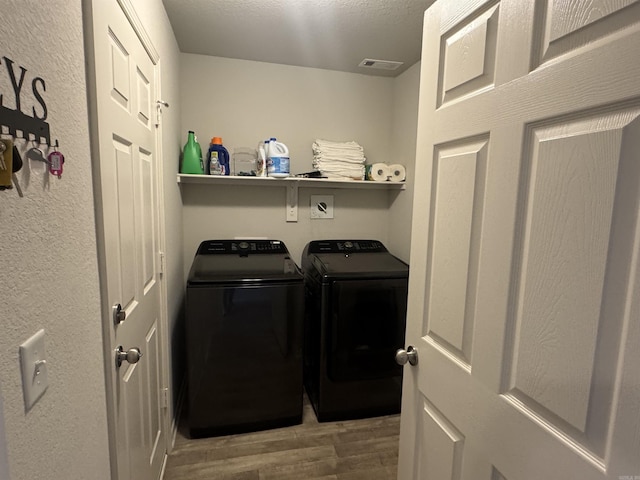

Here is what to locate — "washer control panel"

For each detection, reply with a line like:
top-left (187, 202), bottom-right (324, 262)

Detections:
top-left (197, 240), bottom-right (289, 255)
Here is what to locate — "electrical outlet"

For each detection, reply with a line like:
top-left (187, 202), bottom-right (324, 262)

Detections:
top-left (310, 195), bottom-right (334, 219)
top-left (19, 329), bottom-right (48, 411)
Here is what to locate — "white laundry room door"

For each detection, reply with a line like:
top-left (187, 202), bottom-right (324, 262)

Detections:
top-left (398, 0), bottom-right (640, 479)
top-left (86, 1), bottom-right (167, 479)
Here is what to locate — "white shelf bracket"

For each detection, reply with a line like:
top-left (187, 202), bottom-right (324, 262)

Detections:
top-left (286, 183), bottom-right (298, 222)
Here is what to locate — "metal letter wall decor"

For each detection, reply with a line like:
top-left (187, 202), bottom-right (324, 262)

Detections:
top-left (0, 55), bottom-right (64, 195)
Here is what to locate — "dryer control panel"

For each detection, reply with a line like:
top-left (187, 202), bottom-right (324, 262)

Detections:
top-left (307, 240), bottom-right (387, 254)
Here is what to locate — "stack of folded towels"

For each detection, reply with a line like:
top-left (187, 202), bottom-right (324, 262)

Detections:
top-left (312, 139), bottom-right (366, 180)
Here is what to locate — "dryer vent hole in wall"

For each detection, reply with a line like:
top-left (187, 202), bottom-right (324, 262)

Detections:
top-left (310, 195), bottom-right (334, 219)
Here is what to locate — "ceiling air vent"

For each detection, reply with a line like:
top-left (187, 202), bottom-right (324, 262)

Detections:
top-left (358, 58), bottom-right (404, 71)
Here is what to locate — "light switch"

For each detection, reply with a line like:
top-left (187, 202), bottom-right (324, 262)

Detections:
top-left (19, 329), bottom-right (48, 411)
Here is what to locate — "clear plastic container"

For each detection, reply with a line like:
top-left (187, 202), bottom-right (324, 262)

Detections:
top-left (233, 147), bottom-right (258, 176)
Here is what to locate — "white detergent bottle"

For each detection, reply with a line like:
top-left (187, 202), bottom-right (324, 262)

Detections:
top-left (266, 137), bottom-right (276, 168)
top-left (267, 138), bottom-right (290, 178)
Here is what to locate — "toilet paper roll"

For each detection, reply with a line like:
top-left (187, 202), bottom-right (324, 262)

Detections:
top-left (366, 163), bottom-right (390, 182)
top-left (388, 164), bottom-right (406, 182)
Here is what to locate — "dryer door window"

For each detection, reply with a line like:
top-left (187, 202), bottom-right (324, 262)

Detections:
top-left (328, 278), bottom-right (408, 382)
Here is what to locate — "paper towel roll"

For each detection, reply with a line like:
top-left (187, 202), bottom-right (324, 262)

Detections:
top-left (388, 164), bottom-right (406, 182)
top-left (366, 163), bottom-right (390, 182)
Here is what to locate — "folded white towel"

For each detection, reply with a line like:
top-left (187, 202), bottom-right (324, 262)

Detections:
top-left (320, 170), bottom-right (365, 180)
top-left (312, 139), bottom-right (366, 180)
top-left (314, 146), bottom-right (363, 154)
top-left (313, 140), bottom-right (364, 155)
top-left (313, 155), bottom-right (366, 165)
top-left (314, 139), bottom-right (363, 149)
top-left (315, 163), bottom-right (363, 172)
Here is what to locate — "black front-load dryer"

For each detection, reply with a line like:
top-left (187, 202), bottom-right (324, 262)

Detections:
top-left (185, 239), bottom-right (304, 438)
top-left (302, 240), bottom-right (409, 422)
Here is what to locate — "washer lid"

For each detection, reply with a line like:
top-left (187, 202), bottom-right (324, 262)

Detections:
top-left (188, 240), bottom-right (303, 284)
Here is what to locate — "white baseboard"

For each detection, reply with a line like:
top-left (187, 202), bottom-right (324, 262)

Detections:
top-left (169, 379), bottom-right (187, 453)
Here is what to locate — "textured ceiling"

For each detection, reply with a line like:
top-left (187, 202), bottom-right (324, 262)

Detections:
top-left (162, 0), bottom-right (435, 77)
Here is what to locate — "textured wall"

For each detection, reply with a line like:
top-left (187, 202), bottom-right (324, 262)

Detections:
top-left (0, 1), bottom-right (110, 479)
top-left (388, 62), bottom-right (421, 263)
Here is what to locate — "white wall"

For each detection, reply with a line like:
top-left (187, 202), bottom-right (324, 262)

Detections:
top-left (0, 1), bottom-right (110, 478)
top-left (180, 55), bottom-right (401, 267)
top-left (181, 54), bottom-right (395, 173)
top-left (181, 184), bottom-right (391, 267)
top-left (388, 62), bottom-right (421, 263)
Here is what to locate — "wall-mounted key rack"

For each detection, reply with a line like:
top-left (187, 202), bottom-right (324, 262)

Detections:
top-left (0, 55), bottom-right (64, 195)
top-left (0, 105), bottom-right (56, 147)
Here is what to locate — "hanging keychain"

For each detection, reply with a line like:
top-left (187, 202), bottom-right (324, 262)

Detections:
top-left (0, 139), bottom-right (13, 190)
top-left (0, 140), bottom-right (6, 171)
top-left (12, 144), bottom-right (24, 197)
top-left (48, 147), bottom-right (64, 178)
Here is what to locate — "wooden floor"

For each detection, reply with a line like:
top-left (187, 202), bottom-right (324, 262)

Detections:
top-left (163, 396), bottom-right (400, 480)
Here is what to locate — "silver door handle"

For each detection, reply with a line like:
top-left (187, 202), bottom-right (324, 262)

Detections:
top-left (395, 346), bottom-right (418, 366)
top-left (115, 346), bottom-right (143, 368)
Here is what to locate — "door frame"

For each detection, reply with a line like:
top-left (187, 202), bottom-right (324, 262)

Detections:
top-left (83, 0), bottom-right (171, 477)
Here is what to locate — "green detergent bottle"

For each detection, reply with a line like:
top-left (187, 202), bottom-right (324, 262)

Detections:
top-left (181, 130), bottom-right (204, 174)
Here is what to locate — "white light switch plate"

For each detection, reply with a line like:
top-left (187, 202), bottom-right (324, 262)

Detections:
top-left (19, 329), bottom-right (48, 411)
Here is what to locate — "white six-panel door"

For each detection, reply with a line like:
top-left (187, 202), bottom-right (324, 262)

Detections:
top-left (399, 0), bottom-right (640, 478)
top-left (87, 1), bottom-right (166, 479)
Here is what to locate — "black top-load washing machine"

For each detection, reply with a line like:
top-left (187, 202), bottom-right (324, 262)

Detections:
top-left (185, 240), bottom-right (304, 438)
top-left (302, 240), bottom-right (409, 422)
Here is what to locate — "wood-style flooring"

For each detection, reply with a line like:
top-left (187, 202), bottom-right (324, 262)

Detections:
top-left (163, 396), bottom-right (400, 480)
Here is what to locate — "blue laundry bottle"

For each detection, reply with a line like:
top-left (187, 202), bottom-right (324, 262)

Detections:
top-left (208, 137), bottom-right (230, 175)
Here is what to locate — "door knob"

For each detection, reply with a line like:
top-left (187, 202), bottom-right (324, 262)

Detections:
top-left (115, 346), bottom-right (143, 368)
top-left (395, 346), bottom-right (418, 366)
